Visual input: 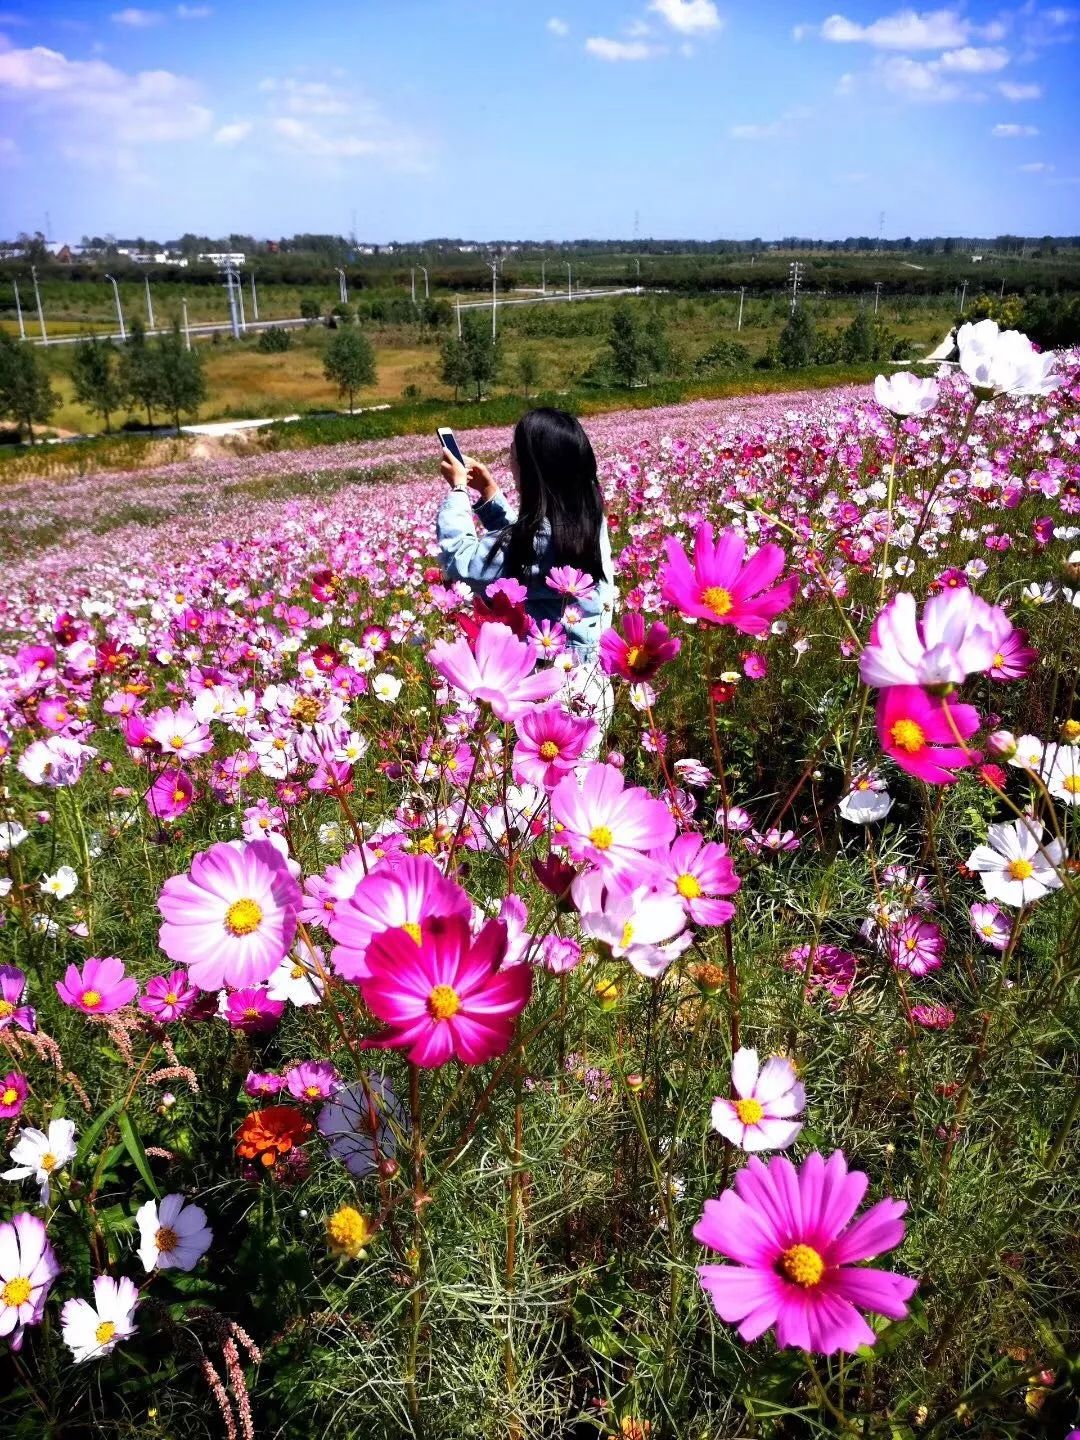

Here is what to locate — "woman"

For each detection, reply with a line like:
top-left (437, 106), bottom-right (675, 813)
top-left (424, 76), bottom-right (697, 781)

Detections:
top-left (436, 408), bottom-right (615, 666)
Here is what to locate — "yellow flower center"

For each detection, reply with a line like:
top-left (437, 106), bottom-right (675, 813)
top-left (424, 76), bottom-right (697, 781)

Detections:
top-left (169, 735), bottom-right (185, 750)
top-left (0, 1000), bottom-right (14, 1018)
top-left (94, 1320), bottom-right (117, 1346)
top-left (1062, 775), bottom-right (1080, 794)
top-left (538, 740), bottom-right (560, 761)
top-left (304, 1085), bottom-right (321, 1099)
top-left (780, 1242), bottom-right (825, 1287)
top-left (889, 718), bottom-right (925, 754)
top-left (401, 922), bottom-right (422, 944)
top-left (2, 1087), bottom-right (19, 1106)
top-left (2, 1276), bottom-right (31, 1307)
top-left (326, 1204), bottom-right (373, 1258)
top-left (733, 1097), bottom-right (765, 1126)
top-left (225, 897), bottom-right (263, 936)
top-left (41, 1152), bottom-right (57, 1172)
top-left (428, 984), bottom-right (461, 1021)
top-left (589, 824), bottom-right (614, 851)
top-left (701, 585), bottom-right (734, 618)
top-left (1008, 858), bottom-right (1035, 881)
top-left (619, 921), bottom-right (635, 949)
top-left (624, 644), bottom-right (646, 671)
top-left (81, 989), bottom-right (102, 1009)
top-left (1062, 719), bottom-right (1080, 741)
top-left (243, 1007), bottom-right (260, 1021)
top-left (164, 991), bottom-right (178, 1005)
top-left (290, 964), bottom-right (305, 979)
top-left (155, 1225), bottom-right (179, 1254)
top-left (675, 873), bottom-right (702, 899)
top-left (172, 789), bottom-right (186, 803)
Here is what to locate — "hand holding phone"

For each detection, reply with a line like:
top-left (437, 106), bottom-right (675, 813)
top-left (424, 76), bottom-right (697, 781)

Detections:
top-left (437, 427), bottom-right (465, 466)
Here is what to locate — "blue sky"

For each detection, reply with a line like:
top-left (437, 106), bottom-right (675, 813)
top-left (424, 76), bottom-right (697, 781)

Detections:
top-left (0, 1), bottom-right (1077, 241)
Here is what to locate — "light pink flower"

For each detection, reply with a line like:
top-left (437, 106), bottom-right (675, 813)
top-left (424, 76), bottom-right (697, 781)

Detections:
top-left (551, 762), bottom-right (674, 886)
top-left (329, 854), bottom-right (472, 982)
top-left (428, 622), bottom-right (564, 721)
top-left (711, 1047), bottom-right (805, 1151)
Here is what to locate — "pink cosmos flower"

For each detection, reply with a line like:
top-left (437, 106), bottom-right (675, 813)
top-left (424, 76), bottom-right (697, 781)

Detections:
top-left (147, 768), bottom-right (195, 823)
top-left (157, 839), bottom-right (302, 992)
top-left (329, 854), bottom-right (472, 982)
top-left (540, 935), bottom-right (583, 973)
top-left (56, 956), bottom-right (138, 1014)
top-left (224, 987), bottom-right (285, 1033)
top-left (660, 523), bottom-right (798, 635)
top-left (877, 686), bottom-right (981, 785)
top-left (695, 1150), bottom-right (917, 1354)
top-left (285, 1060), bottom-right (339, 1103)
top-left (572, 871), bottom-right (691, 978)
top-left (783, 944), bottom-right (857, 1005)
top-left (513, 707), bottom-right (599, 791)
top-left (0, 966), bottom-right (35, 1033)
top-left (969, 900), bottom-right (1012, 951)
top-left (911, 1004), bottom-right (955, 1030)
top-left (860, 591), bottom-right (1015, 691)
top-left (547, 565), bottom-right (597, 601)
top-left (711, 1047), bottom-right (805, 1151)
top-left (138, 971), bottom-right (200, 1023)
top-left (654, 833), bottom-right (741, 926)
top-left (0, 1072), bottom-right (28, 1120)
top-left (887, 917), bottom-right (945, 978)
top-left (360, 916), bottom-right (531, 1068)
top-left (551, 762), bottom-right (674, 886)
top-left (599, 613), bottom-right (681, 682)
top-left (244, 1071), bottom-right (286, 1098)
top-left (428, 622), bottom-right (564, 722)
top-left (987, 628), bottom-right (1038, 681)
top-left (146, 704), bottom-right (214, 760)
top-left (0, 1212), bottom-right (61, 1352)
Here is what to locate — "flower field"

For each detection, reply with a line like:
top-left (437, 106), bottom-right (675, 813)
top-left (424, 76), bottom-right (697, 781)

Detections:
top-left (1, 323), bottom-right (1079, 1440)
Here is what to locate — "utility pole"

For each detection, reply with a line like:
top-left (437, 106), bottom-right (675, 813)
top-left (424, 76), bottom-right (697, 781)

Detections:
top-left (541, 260), bottom-right (546, 296)
top-left (105, 273), bottom-right (124, 341)
top-left (12, 280), bottom-right (25, 340)
top-left (490, 259), bottom-right (498, 340)
top-left (410, 267), bottom-right (416, 305)
top-left (737, 286), bottom-right (745, 332)
top-left (873, 280), bottom-right (883, 315)
top-left (959, 279), bottom-right (968, 314)
top-left (419, 265), bottom-right (429, 299)
top-left (566, 262), bottom-right (572, 301)
top-left (788, 261), bottom-right (804, 313)
top-left (224, 268), bottom-right (240, 339)
top-left (237, 271), bottom-right (246, 331)
top-left (250, 271), bottom-right (259, 321)
top-left (1000, 276), bottom-right (1006, 299)
top-left (30, 265), bottom-right (47, 341)
top-left (182, 296), bottom-right (191, 351)
top-left (455, 295), bottom-right (462, 338)
top-left (145, 275), bottom-right (155, 330)
top-left (336, 267), bottom-right (348, 305)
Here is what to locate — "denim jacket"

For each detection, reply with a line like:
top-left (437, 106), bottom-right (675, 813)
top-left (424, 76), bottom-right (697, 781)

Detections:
top-left (436, 487), bottom-right (615, 661)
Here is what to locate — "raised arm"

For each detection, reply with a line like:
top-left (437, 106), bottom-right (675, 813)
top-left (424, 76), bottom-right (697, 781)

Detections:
top-left (437, 489), bottom-right (510, 588)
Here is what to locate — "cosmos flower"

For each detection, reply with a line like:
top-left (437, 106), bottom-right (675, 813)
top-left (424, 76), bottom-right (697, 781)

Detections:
top-left (0, 1212), bottom-right (60, 1352)
top-left (360, 916), bottom-right (531, 1068)
top-left (136, 1194), bottom-right (212, 1272)
top-left (660, 523), bottom-right (798, 635)
top-left (428, 622), bottom-right (564, 722)
top-left (860, 591), bottom-right (1016, 691)
top-left (138, 970), bottom-right (200, 1023)
top-left (224, 987), bottom-right (285, 1032)
top-left (550, 762), bottom-right (674, 886)
top-left (0, 966), bottom-right (35, 1033)
top-left (329, 854), bottom-right (472, 982)
top-left (877, 686), bottom-right (981, 785)
top-left (512, 707), bottom-right (599, 791)
top-left (956, 318), bottom-right (1058, 398)
top-left (285, 1060), bottom-right (339, 1103)
top-left (599, 613), bottom-right (681, 682)
top-left (887, 917), bottom-right (945, 978)
top-left (40, 865), bottom-right (78, 899)
top-left (695, 1150), bottom-right (916, 1354)
top-left (873, 371), bottom-right (939, 418)
top-left (572, 871), bottom-right (691, 979)
top-left (157, 839), bottom-right (303, 991)
top-left (56, 956), bottom-right (138, 1015)
top-left (0, 1073), bottom-right (28, 1120)
top-left (966, 818), bottom-right (1065, 906)
top-left (711, 1048), bottom-right (805, 1152)
top-left (838, 771), bottom-right (894, 824)
top-left (3, 1118), bottom-right (77, 1204)
top-left (547, 565), bottom-right (597, 601)
top-left (652, 832), bottom-right (741, 925)
top-left (61, 1276), bottom-right (139, 1364)
top-left (969, 901), bottom-right (1013, 951)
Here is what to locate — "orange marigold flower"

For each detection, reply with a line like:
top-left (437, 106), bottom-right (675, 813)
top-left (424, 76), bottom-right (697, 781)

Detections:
top-left (235, 1106), bottom-right (313, 1168)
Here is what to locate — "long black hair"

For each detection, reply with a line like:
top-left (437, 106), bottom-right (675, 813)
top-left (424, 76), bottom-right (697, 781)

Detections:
top-left (490, 408), bottom-right (605, 583)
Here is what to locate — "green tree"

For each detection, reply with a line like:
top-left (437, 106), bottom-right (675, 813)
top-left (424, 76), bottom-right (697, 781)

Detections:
top-left (71, 336), bottom-right (123, 433)
top-left (0, 333), bottom-right (58, 444)
top-left (607, 306), bottom-right (646, 386)
top-left (323, 327), bottom-right (376, 413)
top-left (459, 313), bottom-right (499, 402)
top-left (299, 298), bottom-right (321, 322)
top-left (120, 319), bottom-right (161, 427)
top-left (155, 322), bottom-right (207, 432)
top-left (517, 347), bottom-right (540, 397)
top-left (642, 309), bottom-right (674, 379)
top-left (439, 333), bottom-right (470, 402)
top-left (840, 307), bottom-right (875, 362)
top-left (777, 304), bottom-right (819, 369)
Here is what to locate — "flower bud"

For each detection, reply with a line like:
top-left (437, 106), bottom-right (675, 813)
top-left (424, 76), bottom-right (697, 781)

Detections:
top-left (986, 729), bottom-right (1017, 759)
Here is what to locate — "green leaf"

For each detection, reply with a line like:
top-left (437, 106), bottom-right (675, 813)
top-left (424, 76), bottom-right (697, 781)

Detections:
top-left (118, 1110), bottom-right (160, 1199)
top-left (75, 1096), bottom-right (125, 1168)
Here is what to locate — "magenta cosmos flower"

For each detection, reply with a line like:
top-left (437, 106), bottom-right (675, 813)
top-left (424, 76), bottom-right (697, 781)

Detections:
top-left (427, 622), bottom-right (564, 722)
top-left (0, 1072), bottom-right (28, 1119)
top-left (695, 1150), bottom-right (917, 1355)
top-left (360, 916), bottom-right (532, 1068)
top-left (711, 1048), bottom-right (805, 1152)
top-left (158, 839), bottom-right (302, 991)
top-left (877, 686), bottom-right (981, 785)
top-left (660, 523), bottom-right (798, 635)
top-left (654, 833), bottom-right (741, 925)
top-left (887, 917), bottom-right (945, 978)
top-left (550, 762), bottom-right (674, 886)
top-left (147, 768), bottom-right (196, 822)
top-left (224, 987), bottom-right (285, 1033)
top-left (329, 854), bottom-right (472, 982)
top-left (56, 956), bottom-right (138, 1014)
top-left (513, 707), bottom-right (599, 791)
top-left (138, 970), bottom-right (200, 1023)
top-left (0, 966), bottom-right (35, 1033)
top-left (600, 613), bottom-right (681, 682)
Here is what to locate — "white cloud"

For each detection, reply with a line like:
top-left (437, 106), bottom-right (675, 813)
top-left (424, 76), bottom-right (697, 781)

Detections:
top-left (998, 79), bottom-right (1042, 99)
top-left (873, 54), bottom-right (964, 99)
top-left (256, 75), bottom-right (429, 171)
top-left (730, 120), bottom-right (783, 138)
top-left (177, 4), bottom-right (212, 16)
top-left (271, 116), bottom-right (384, 157)
top-left (585, 36), bottom-right (658, 60)
top-left (649, 0), bottom-right (722, 34)
top-left (936, 45), bottom-right (1009, 71)
top-left (992, 121), bottom-right (1039, 135)
top-left (546, 17), bottom-right (569, 36)
top-left (213, 119), bottom-right (251, 145)
top-left (0, 44), bottom-right (212, 148)
top-left (1020, 160), bottom-right (1054, 171)
top-left (819, 8), bottom-right (972, 48)
top-left (110, 7), bottom-right (163, 25)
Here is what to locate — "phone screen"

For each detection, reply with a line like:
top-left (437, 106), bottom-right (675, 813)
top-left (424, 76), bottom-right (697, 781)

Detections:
top-left (437, 428), bottom-right (465, 465)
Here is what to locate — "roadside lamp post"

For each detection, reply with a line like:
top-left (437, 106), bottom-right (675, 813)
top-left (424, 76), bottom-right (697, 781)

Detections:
top-left (455, 294), bottom-right (462, 338)
top-left (31, 265), bottom-right (47, 341)
top-left (419, 265), bottom-right (429, 299)
top-left (566, 262), bottom-right (572, 301)
top-left (491, 260), bottom-right (498, 339)
top-left (145, 275), bottom-right (155, 329)
top-left (410, 268), bottom-right (416, 305)
top-left (737, 286), bottom-right (745, 331)
top-left (250, 271), bottom-right (259, 321)
top-left (336, 267), bottom-right (348, 305)
top-left (12, 279), bottom-right (25, 340)
top-left (105, 273), bottom-right (125, 341)
top-left (182, 297), bottom-right (191, 351)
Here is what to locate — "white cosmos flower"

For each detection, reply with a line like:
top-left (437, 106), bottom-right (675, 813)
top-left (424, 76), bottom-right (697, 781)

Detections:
top-left (61, 1275), bottom-right (139, 1363)
top-left (40, 865), bottom-right (78, 899)
top-left (136, 1194), bottom-right (212, 1272)
top-left (838, 773), bottom-right (893, 824)
top-left (956, 319), bottom-right (1059, 397)
top-left (3, 1119), bottom-right (77, 1204)
top-left (371, 673), bottom-right (402, 703)
top-left (0, 822), bottom-right (29, 853)
top-left (966, 818), bottom-right (1064, 907)
top-left (711, 1047), bottom-right (805, 1152)
top-left (572, 872), bottom-right (690, 979)
top-left (266, 952), bottom-right (325, 1007)
top-left (874, 371), bottom-right (939, 417)
top-left (1047, 748), bottom-right (1080, 806)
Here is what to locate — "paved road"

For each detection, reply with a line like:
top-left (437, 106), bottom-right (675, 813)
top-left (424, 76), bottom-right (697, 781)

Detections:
top-left (26, 286), bottom-right (646, 347)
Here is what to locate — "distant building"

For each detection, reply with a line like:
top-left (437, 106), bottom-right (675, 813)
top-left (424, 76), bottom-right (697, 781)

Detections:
top-left (971, 254), bottom-right (983, 263)
top-left (198, 252), bottom-right (246, 267)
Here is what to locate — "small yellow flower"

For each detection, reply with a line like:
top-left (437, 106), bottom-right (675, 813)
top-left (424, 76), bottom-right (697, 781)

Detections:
top-left (594, 976), bottom-right (621, 1011)
top-left (326, 1205), bottom-right (374, 1260)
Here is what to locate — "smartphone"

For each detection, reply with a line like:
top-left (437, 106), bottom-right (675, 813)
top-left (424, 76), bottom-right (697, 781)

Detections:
top-left (437, 427), bottom-right (465, 466)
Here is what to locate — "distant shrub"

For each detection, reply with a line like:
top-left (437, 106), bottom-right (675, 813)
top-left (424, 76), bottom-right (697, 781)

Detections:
top-left (257, 327), bottom-right (292, 353)
top-left (694, 339), bottom-right (752, 377)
